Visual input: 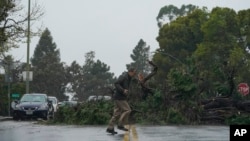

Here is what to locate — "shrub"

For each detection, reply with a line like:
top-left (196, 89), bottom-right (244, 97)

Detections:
top-left (53, 101), bottom-right (113, 125)
top-left (225, 114), bottom-right (250, 125)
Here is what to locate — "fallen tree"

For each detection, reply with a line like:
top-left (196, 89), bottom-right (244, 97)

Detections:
top-left (200, 96), bottom-right (250, 124)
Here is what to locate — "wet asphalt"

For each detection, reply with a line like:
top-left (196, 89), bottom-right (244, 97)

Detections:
top-left (0, 121), bottom-right (229, 141)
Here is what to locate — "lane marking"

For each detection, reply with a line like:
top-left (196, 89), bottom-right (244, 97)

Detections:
top-left (131, 125), bottom-right (138, 141)
top-left (123, 125), bottom-right (130, 141)
top-left (123, 125), bottom-right (139, 141)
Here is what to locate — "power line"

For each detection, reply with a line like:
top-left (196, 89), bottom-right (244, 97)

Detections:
top-left (151, 51), bottom-right (186, 66)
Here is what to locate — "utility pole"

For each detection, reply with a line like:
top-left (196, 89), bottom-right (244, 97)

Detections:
top-left (26, 0), bottom-right (31, 94)
top-left (7, 61), bottom-right (11, 117)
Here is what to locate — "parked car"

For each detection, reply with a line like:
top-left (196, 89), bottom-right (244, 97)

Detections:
top-left (97, 95), bottom-right (111, 101)
top-left (58, 101), bottom-right (78, 108)
top-left (87, 95), bottom-right (97, 102)
top-left (87, 95), bottom-right (111, 102)
top-left (48, 96), bottom-right (58, 112)
top-left (13, 93), bottom-right (54, 120)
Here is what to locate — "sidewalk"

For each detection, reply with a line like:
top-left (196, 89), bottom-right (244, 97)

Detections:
top-left (0, 116), bottom-right (12, 121)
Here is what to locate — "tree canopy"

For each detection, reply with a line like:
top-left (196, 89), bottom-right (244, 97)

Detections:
top-left (126, 39), bottom-right (151, 74)
top-left (0, 0), bottom-right (43, 55)
top-left (156, 4), bottom-right (199, 27)
top-left (30, 28), bottom-right (66, 100)
top-left (154, 6), bottom-right (250, 100)
top-left (66, 51), bottom-right (115, 101)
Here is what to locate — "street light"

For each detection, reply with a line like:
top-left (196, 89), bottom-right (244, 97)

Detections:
top-left (26, 0), bottom-right (31, 93)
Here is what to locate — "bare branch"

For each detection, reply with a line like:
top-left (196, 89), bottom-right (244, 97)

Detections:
top-left (1, 0), bottom-right (44, 52)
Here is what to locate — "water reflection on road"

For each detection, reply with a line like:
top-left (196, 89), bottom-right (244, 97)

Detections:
top-left (0, 121), bottom-right (229, 141)
top-left (135, 125), bottom-right (229, 141)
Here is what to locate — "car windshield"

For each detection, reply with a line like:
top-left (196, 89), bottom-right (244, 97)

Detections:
top-left (20, 95), bottom-right (46, 102)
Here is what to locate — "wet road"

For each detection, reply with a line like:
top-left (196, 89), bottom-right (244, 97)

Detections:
top-left (0, 121), bottom-right (229, 141)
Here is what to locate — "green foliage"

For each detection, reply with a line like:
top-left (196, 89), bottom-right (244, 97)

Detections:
top-left (133, 90), bottom-right (170, 124)
top-left (30, 28), bottom-right (67, 100)
top-left (150, 90), bottom-right (163, 108)
top-left (153, 6), bottom-right (250, 125)
top-left (156, 5), bottom-right (250, 100)
top-left (53, 101), bottom-right (113, 125)
top-left (166, 107), bottom-right (187, 124)
top-left (225, 114), bottom-right (250, 125)
top-left (0, 75), bottom-right (8, 115)
top-left (155, 8), bottom-right (208, 86)
top-left (0, 0), bottom-right (15, 44)
top-left (135, 93), bottom-right (188, 125)
top-left (168, 68), bottom-right (197, 98)
top-left (213, 82), bottom-right (230, 96)
top-left (202, 7), bottom-right (238, 42)
top-left (54, 106), bottom-right (76, 124)
top-left (133, 89), bottom-right (193, 125)
top-left (232, 92), bottom-right (244, 101)
top-left (194, 7), bottom-right (248, 96)
top-left (157, 4), bottom-right (199, 27)
top-left (70, 51), bottom-right (115, 101)
top-left (1, 0), bottom-right (43, 52)
top-left (138, 89), bottom-right (163, 110)
top-left (238, 9), bottom-right (250, 49)
top-left (52, 90), bottom-right (174, 125)
top-left (64, 51), bottom-right (115, 101)
top-left (126, 39), bottom-right (150, 74)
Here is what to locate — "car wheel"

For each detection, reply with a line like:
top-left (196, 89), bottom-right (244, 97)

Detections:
top-left (42, 110), bottom-right (49, 120)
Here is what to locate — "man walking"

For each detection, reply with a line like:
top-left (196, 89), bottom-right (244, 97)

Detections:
top-left (106, 67), bottom-right (137, 134)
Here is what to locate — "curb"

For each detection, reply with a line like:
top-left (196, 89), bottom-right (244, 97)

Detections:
top-left (0, 117), bottom-right (12, 121)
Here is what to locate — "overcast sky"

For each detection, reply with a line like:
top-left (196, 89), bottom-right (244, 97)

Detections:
top-left (10, 0), bottom-right (250, 76)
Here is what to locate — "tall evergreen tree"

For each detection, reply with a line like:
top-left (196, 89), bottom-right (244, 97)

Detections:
top-left (126, 39), bottom-right (150, 75)
top-left (67, 51), bottom-right (115, 101)
top-left (30, 28), bottom-right (66, 100)
top-left (65, 61), bottom-right (84, 100)
top-left (83, 51), bottom-right (114, 100)
top-left (83, 59), bottom-right (114, 99)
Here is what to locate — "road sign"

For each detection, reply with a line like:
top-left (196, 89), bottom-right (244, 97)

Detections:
top-left (22, 71), bottom-right (33, 81)
top-left (11, 93), bottom-right (20, 98)
top-left (238, 83), bottom-right (249, 96)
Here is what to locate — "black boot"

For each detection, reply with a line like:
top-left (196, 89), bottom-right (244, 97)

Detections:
top-left (117, 125), bottom-right (128, 131)
top-left (106, 128), bottom-right (117, 134)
